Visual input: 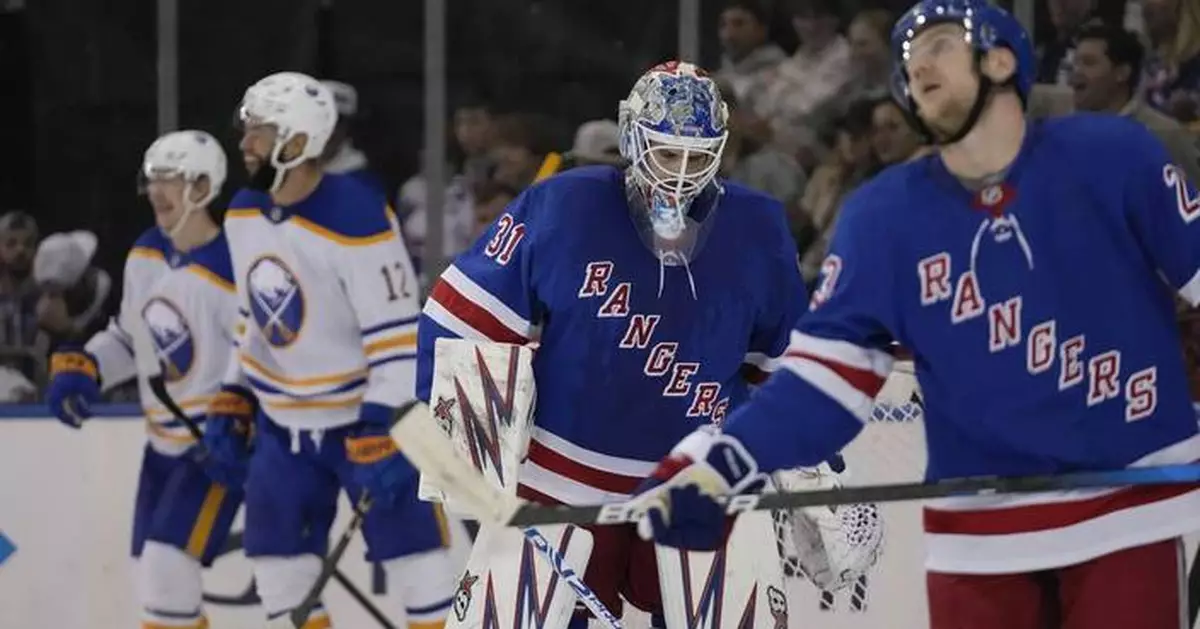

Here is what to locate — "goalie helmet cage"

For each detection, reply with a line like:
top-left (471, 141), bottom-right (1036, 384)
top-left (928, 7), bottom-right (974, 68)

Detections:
top-left (769, 361), bottom-right (931, 628)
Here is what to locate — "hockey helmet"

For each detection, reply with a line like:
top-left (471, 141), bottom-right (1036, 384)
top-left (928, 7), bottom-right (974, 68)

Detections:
top-left (890, 0), bottom-right (1035, 143)
top-left (618, 61), bottom-right (728, 242)
top-left (139, 130), bottom-right (228, 236)
top-left (237, 71), bottom-right (338, 191)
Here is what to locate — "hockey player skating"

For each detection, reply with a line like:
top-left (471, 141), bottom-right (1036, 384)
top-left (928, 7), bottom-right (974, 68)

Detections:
top-left (46, 130), bottom-right (245, 629)
top-left (633, 2), bottom-right (1200, 628)
top-left (415, 61), bottom-right (880, 628)
top-left (205, 71), bottom-right (461, 628)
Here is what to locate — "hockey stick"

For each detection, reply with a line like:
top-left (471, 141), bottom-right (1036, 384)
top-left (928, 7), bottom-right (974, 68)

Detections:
top-left (520, 527), bottom-right (623, 629)
top-left (290, 494), bottom-right (376, 629)
top-left (505, 464), bottom-right (1200, 527)
top-left (146, 377), bottom-right (389, 628)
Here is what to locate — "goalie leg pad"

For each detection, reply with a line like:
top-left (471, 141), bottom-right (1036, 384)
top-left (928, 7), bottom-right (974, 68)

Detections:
top-left (446, 524), bottom-right (593, 629)
top-left (656, 512), bottom-right (790, 629)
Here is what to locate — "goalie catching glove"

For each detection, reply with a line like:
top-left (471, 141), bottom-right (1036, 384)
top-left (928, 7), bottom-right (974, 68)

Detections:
top-left (771, 459), bottom-right (884, 591)
top-left (632, 426), bottom-right (766, 550)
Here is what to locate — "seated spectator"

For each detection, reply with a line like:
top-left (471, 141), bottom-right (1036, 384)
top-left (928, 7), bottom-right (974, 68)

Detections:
top-left (453, 95), bottom-right (498, 188)
top-left (715, 0), bottom-right (786, 107)
top-left (1072, 24), bottom-right (1200, 182)
top-left (835, 9), bottom-right (894, 112)
top-left (564, 119), bottom-right (624, 168)
top-left (0, 211), bottom-right (44, 390)
top-left (797, 99), bottom-right (878, 285)
top-left (469, 180), bottom-right (519, 243)
top-left (869, 97), bottom-right (929, 166)
top-left (398, 164), bottom-right (476, 277)
top-left (320, 79), bottom-right (388, 196)
top-left (33, 230), bottom-right (112, 346)
top-left (490, 112), bottom-right (564, 189)
top-left (719, 86), bottom-right (806, 211)
top-left (1037, 0), bottom-right (1104, 85)
top-left (752, 0), bottom-right (853, 169)
top-left (1142, 0), bottom-right (1200, 125)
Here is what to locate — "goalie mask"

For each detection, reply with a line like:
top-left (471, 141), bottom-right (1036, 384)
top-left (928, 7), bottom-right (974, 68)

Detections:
top-left (619, 61), bottom-right (728, 280)
top-left (236, 71), bottom-right (338, 193)
top-left (138, 130), bottom-right (228, 239)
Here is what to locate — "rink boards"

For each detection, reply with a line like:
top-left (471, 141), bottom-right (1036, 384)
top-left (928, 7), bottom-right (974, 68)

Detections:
top-left (0, 407), bottom-right (1196, 629)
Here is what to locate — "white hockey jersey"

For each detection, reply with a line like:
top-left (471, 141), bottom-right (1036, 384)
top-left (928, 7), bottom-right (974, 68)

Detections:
top-left (86, 228), bottom-right (240, 456)
top-left (223, 174), bottom-right (420, 431)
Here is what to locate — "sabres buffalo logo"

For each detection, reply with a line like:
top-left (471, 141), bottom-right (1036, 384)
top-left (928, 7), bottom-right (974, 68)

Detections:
top-left (141, 297), bottom-right (195, 382)
top-left (246, 255), bottom-right (305, 347)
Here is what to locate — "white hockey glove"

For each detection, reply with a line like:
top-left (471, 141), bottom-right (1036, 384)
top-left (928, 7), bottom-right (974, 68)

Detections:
top-left (770, 458), bottom-right (883, 591)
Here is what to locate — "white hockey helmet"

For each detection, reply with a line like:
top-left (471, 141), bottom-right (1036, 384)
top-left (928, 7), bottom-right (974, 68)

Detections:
top-left (140, 130), bottom-right (228, 238)
top-left (238, 72), bottom-right (338, 188)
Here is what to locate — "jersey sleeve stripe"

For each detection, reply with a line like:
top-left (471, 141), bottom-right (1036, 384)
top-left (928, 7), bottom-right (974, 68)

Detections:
top-left (368, 353), bottom-right (416, 370)
top-left (789, 331), bottom-right (893, 377)
top-left (427, 280), bottom-right (530, 345)
top-left (421, 299), bottom-right (492, 342)
top-left (441, 265), bottom-right (532, 337)
top-left (779, 353), bottom-right (883, 422)
top-left (362, 315), bottom-right (420, 337)
top-left (364, 332), bottom-right (417, 356)
top-left (743, 351), bottom-right (780, 371)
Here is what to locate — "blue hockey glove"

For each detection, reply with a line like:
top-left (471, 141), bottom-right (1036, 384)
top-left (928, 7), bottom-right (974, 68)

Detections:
top-left (345, 403), bottom-right (418, 509)
top-left (46, 347), bottom-right (102, 428)
top-left (632, 426), bottom-right (766, 551)
top-left (201, 385), bottom-right (256, 489)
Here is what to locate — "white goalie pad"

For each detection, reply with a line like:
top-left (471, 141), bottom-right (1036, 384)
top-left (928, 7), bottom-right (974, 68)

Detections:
top-left (448, 524), bottom-right (593, 629)
top-left (419, 337), bottom-right (537, 516)
top-left (770, 463), bottom-right (884, 592)
top-left (657, 513), bottom-right (791, 629)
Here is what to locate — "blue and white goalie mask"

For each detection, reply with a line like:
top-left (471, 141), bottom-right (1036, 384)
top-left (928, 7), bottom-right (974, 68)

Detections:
top-left (619, 61), bottom-right (728, 265)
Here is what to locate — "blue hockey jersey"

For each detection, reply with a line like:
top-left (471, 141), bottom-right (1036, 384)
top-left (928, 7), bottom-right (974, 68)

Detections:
top-left (723, 113), bottom-right (1200, 574)
top-left (416, 166), bottom-right (806, 505)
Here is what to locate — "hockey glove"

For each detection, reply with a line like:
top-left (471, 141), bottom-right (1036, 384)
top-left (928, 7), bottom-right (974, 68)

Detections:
top-left (345, 402), bottom-right (418, 509)
top-left (201, 385), bottom-right (256, 489)
top-left (46, 347), bottom-right (101, 428)
top-left (632, 426), bottom-right (766, 551)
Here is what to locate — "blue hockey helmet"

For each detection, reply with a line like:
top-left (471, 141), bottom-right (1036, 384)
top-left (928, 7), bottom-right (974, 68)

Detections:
top-left (890, 0), bottom-right (1035, 143)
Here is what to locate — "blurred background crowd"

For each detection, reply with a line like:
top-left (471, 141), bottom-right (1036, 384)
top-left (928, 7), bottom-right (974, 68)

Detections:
top-left (2, 0), bottom-right (1199, 402)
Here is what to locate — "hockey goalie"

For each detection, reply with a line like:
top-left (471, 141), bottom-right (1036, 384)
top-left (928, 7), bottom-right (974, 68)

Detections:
top-left (412, 60), bottom-right (884, 629)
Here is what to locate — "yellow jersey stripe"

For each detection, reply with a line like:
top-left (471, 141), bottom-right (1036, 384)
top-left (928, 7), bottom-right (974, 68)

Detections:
top-left (364, 331), bottom-right (417, 356)
top-left (290, 215), bottom-right (396, 246)
top-left (241, 353), bottom-right (367, 387)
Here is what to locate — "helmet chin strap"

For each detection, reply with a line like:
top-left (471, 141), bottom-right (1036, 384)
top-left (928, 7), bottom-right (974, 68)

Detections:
top-left (248, 135), bottom-right (305, 194)
top-left (165, 181), bottom-right (215, 242)
top-left (911, 52), bottom-right (1018, 147)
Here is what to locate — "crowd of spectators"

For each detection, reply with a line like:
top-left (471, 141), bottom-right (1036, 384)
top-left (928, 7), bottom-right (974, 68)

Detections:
top-left (5, 0), bottom-right (1200, 403)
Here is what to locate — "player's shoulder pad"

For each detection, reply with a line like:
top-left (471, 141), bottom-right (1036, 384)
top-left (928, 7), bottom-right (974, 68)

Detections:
top-left (187, 230), bottom-right (236, 289)
top-left (128, 227), bottom-right (169, 265)
top-left (225, 188), bottom-right (272, 222)
top-left (717, 179), bottom-right (787, 219)
top-left (837, 161), bottom-right (919, 229)
top-left (293, 173), bottom-right (396, 244)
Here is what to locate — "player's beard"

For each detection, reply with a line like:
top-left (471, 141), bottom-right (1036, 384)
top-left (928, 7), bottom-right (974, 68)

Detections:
top-left (919, 94), bottom-right (975, 143)
top-left (245, 156), bottom-right (279, 192)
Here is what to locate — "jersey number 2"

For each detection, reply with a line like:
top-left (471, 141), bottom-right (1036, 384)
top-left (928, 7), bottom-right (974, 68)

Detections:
top-left (380, 262), bottom-right (412, 302)
top-left (484, 213), bottom-right (526, 266)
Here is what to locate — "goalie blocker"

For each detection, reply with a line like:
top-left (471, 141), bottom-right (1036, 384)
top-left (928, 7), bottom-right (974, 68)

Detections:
top-left (405, 338), bottom-right (884, 629)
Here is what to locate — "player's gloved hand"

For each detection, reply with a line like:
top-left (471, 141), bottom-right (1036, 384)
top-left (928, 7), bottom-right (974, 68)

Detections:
top-left (345, 402), bottom-right (417, 509)
top-left (46, 346), bottom-right (102, 428)
top-left (632, 425), bottom-right (766, 551)
top-left (201, 385), bottom-right (256, 488)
